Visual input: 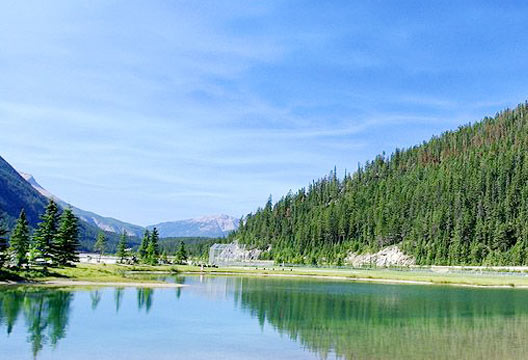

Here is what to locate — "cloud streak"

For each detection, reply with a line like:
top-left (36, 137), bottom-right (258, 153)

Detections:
top-left (1, 1), bottom-right (528, 225)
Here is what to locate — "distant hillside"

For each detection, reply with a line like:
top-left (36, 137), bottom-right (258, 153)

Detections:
top-left (231, 102), bottom-right (528, 266)
top-left (19, 172), bottom-right (144, 238)
top-left (0, 156), bottom-right (49, 226)
top-left (159, 237), bottom-right (226, 258)
top-left (148, 215), bottom-right (239, 238)
top-left (0, 156), bottom-right (125, 251)
top-left (2, 155), bottom-right (240, 251)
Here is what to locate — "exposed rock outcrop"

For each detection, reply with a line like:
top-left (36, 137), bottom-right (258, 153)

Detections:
top-left (346, 245), bottom-right (415, 267)
top-left (209, 242), bottom-right (262, 264)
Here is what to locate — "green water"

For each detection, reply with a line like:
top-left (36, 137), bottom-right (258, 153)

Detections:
top-left (1, 276), bottom-right (528, 359)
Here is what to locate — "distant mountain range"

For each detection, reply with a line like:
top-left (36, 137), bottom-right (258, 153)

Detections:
top-left (148, 215), bottom-right (240, 238)
top-left (19, 172), bottom-right (145, 238)
top-left (0, 155), bottom-right (123, 250)
top-left (10, 164), bottom-right (239, 239)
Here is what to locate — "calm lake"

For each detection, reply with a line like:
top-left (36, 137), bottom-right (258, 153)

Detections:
top-left (1, 275), bottom-right (528, 359)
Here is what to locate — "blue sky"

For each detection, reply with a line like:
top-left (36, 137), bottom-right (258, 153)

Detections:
top-left (1, 1), bottom-right (528, 226)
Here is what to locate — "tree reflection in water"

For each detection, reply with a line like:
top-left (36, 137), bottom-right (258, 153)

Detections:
top-left (0, 289), bottom-right (73, 359)
top-left (5, 277), bottom-right (528, 360)
top-left (232, 277), bottom-right (528, 360)
top-left (137, 288), bottom-right (153, 313)
top-left (114, 288), bottom-right (124, 313)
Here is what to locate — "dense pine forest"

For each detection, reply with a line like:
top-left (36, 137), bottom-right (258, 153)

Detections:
top-left (230, 102), bottom-right (528, 266)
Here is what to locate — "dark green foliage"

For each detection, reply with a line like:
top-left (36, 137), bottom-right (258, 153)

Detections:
top-left (54, 208), bottom-right (80, 266)
top-left (116, 231), bottom-right (128, 263)
top-left (94, 232), bottom-right (107, 261)
top-left (159, 237), bottom-right (224, 259)
top-left (0, 216), bottom-right (9, 268)
top-left (145, 227), bottom-right (160, 265)
top-left (32, 200), bottom-right (60, 266)
top-left (9, 209), bottom-right (30, 268)
top-left (138, 230), bottom-right (150, 261)
top-left (231, 103), bottom-right (528, 266)
top-left (175, 241), bottom-right (188, 264)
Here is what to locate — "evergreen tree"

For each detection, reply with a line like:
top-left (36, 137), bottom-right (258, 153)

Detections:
top-left (138, 230), bottom-right (150, 261)
top-left (94, 232), bottom-right (107, 262)
top-left (145, 227), bottom-right (160, 265)
top-left (54, 208), bottom-right (80, 266)
top-left (0, 217), bottom-right (9, 268)
top-left (116, 231), bottom-right (128, 263)
top-left (9, 209), bottom-right (30, 269)
top-left (32, 200), bottom-right (60, 266)
top-left (175, 241), bottom-right (188, 264)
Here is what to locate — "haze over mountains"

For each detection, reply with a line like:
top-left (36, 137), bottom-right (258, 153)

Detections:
top-left (18, 171), bottom-right (145, 237)
top-left (148, 215), bottom-right (240, 238)
top-left (13, 168), bottom-right (239, 239)
top-left (0, 155), bottom-right (122, 250)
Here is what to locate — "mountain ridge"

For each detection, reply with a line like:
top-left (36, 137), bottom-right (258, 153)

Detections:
top-left (148, 214), bottom-right (240, 238)
top-left (16, 171), bottom-right (240, 238)
top-left (0, 155), bottom-right (124, 251)
top-left (18, 172), bottom-right (145, 237)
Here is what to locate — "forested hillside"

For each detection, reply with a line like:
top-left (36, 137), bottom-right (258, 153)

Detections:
top-left (230, 102), bottom-right (528, 265)
top-left (159, 237), bottom-right (225, 259)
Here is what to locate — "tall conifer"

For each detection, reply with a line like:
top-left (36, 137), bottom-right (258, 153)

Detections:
top-left (9, 209), bottom-right (30, 268)
top-left (146, 227), bottom-right (160, 264)
top-left (116, 231), bottom-right (128, 263)
top-left (54, 208), bottom-right (80, 266)
top-left (94, 232), bottom-right (107, 262)
top-left (138, 230), bottom-right (150, 261)
top-left (32, 200), bottom-right (60, 266)
top-left (175, 241), bottom-right (188, 264)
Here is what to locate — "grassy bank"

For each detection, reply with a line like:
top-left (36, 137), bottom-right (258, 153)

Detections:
top-left (0, 263), bottom-right (179, 285)
top-left (3, 263), bottom-right (528, 288)
top-left (170, 264), bottom-right (528, 288)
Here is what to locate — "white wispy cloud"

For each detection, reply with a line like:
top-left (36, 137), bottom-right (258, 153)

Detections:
top-left (1, 1), bottom-right (527, 224)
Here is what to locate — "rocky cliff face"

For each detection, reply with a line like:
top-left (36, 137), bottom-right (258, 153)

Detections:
top-left (209, 242), bottom-right (262, 264)
top-left (346, 245), bottom-right (415, 267)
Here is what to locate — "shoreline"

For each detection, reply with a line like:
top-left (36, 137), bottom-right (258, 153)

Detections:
top-left (4, 263), bottom-right (528, 289)
top-left (0, 279), bottom-right (185, 288)
top-left (184, 270), bottom-right (528, 289)
top-left (175, 264), bottom-right (528, 289)
top-left (198, 272), bottom-right (528, 289)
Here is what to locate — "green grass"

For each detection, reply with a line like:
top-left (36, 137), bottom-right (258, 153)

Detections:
top-left (3, 263), bottom-right (528, 288)
top-left (0, 263), bottom-right (180, 284)
top-left (169, 264), bottom-right (528, 288)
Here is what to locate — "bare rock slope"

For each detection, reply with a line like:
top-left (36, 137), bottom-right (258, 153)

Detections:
top-left (346, 245), bottom-right (415, 267)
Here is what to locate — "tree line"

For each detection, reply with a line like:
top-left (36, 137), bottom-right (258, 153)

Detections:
top-left (0, 199), bottom-right (80, 270)
top-left (92, 227), bottom-right (188, 265)
top-left (230, 102), bottom-right (528, 266)
top-left (0, 201), bottom-right (193, 270)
